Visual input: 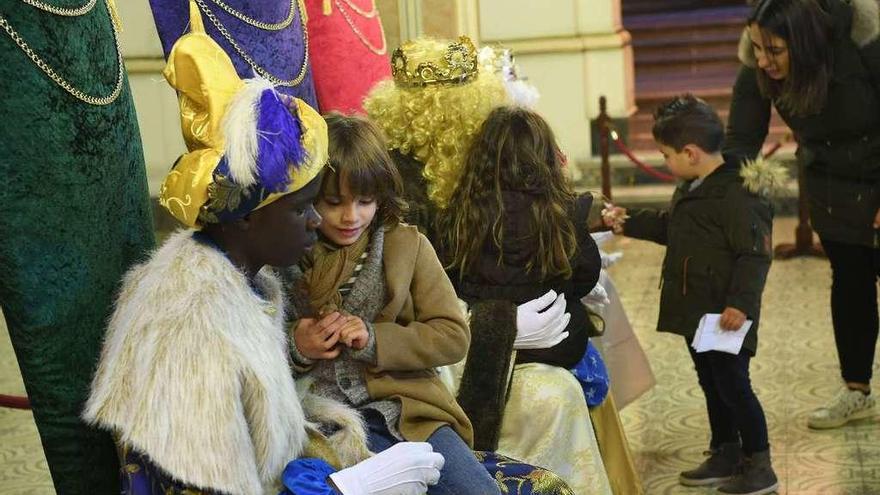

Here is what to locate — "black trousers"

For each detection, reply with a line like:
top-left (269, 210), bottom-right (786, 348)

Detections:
top-left (820, 239), bottom-right (880, 384)
top-left (687, 342), bottom-right (770, 455)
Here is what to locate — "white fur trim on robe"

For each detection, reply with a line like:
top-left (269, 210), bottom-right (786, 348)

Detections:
top-left (84, 230), bottom-right (308, 495)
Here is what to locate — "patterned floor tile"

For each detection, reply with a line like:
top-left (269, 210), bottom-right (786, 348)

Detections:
top-left (615, 217), bottom-right (880, 493)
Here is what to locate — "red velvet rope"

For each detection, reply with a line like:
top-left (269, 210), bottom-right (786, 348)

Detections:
top-left (607, 129), bottom-right (786, 182)
top-left (608, 130), bottom-right (678, 182)
top-left (763, 141), bottom-right (782, 159)
top-left (0, 394), bottom-right (31, 410)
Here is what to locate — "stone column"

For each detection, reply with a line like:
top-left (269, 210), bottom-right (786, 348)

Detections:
top-left (118, 0), bottom-right (185, 201)
top-left (475, 0), bottom-right (635, 164)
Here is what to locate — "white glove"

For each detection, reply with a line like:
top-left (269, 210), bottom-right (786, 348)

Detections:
top-left (600, 250), bottom-right (623, 269)
top-left (514, 290), bottom-right (571, 350)
top-left (583, 283), bottom-right (610, 310)
top-left (590, 231), bottom-right (614, 247)
top-left (329, 442), bottom-right (444, 495)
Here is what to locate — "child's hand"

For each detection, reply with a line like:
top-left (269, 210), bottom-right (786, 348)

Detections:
top-left (293, 312), bottom-right (346, 360)
top-left (601, 203), bottom-right (629, 234)
top-left (339, 316), bottom-right (370, 350)
top-left (719, 307), bottom-right (747, 331)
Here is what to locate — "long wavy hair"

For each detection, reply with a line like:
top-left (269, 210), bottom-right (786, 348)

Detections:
top-left (363, 38), bottom-right (511, 209)
top-left (749, 0), bottom-right (833, 116)
top-left (439, 106), bottom-right (579, 280)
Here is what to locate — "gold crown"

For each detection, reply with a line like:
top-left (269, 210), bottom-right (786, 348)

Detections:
top-left (391, 36), bottom-right (479, 86)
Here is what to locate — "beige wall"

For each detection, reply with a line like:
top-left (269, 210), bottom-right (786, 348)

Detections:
top-left (118, 1), bottom-right (185, 195)
top-left (377, 0), bottom-right (402, 52)
top-left (421, 0), bottom-right (457, 38)
top-left (477, 0), bottom-right (634, 164)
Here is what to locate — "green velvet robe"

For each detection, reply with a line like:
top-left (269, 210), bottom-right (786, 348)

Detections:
top-left (0, 1), bottom-right (154, 492)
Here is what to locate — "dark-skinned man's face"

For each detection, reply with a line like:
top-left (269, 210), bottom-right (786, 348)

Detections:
top-left (246, 175), bottom-right (322, 268)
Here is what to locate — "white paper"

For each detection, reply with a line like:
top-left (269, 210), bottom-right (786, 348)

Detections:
top-left (691, 314), bottom-right (752, 355)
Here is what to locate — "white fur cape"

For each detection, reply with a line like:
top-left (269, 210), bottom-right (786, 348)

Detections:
top-left (84, 230), bottom-right (367, 494)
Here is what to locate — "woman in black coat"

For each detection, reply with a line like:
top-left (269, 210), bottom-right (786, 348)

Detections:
top-left (724, 0), bottom-right (880, 429)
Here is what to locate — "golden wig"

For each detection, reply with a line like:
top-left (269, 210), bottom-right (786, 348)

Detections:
top-left (364, 38), bottom-right (511, 209)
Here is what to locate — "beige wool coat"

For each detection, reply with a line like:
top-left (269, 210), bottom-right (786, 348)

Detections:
top-left (364, 224), bottom-right (474, 446)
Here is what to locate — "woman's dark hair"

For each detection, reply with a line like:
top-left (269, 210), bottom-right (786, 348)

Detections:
top-left (652, 94), bottom-right (725, 152)
top-left (439, 106), bottom-right (579, 280)
top-left (322, 113), bottom-right (407, 227)
top-left (749, 0), bottom-right (833, 116)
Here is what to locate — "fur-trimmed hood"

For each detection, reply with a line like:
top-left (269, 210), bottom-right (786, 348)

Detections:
top-left (83, 230), bottom-right (368, 494)
top-left (740, 156), bottom-right (790, 197)
top-left (738, 0), bottom-right (880, 67)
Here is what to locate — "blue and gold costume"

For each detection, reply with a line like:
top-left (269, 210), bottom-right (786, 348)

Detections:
top-left (84, 7), bottom-right (573, 495)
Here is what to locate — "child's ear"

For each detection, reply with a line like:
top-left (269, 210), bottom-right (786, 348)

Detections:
top-left (683, 144), bottom-right (701, 165)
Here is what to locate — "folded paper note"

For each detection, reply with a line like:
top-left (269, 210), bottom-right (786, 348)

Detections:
top-left (691, 313), bottom-right (752, 355)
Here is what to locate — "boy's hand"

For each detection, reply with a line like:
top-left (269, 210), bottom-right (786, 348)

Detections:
top-left (719, 307), bottom-right (747, 331)
top-left (873, 207), bottom-right (880, 228)
top-left (293, 312), bottom-right (345, 360)
top-left (601, 203), bottom-right (629, 234)
top-left (339, 316), bottom-right (370, 350)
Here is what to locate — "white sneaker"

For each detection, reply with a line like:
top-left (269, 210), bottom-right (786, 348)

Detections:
top-left (807, 387), bottom-right (876, 429)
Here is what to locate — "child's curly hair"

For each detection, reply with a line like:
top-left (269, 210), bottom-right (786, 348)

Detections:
top-left (439, 106), bottom-right (579, 280)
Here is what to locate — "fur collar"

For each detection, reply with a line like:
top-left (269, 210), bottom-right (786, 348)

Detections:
top-left (851, 0), bottom-right (880, 47)
top-left (740, 156), bottom-right (790, 197)
top-left (738, 0), bottom-right (880, 67)
top-left (83, 230), bottom-right (367, 494)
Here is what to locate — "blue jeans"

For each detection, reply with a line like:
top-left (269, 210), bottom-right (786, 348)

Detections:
top-left (363, 410), bottom-right (500, 495)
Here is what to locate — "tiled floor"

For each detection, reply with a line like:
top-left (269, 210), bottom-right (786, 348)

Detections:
top-left (612, 217), bottom-right (880, 495)
top-left (2, 217), bottom-right (880, 494)
top-left (0, 320), bottom-right (52, 493)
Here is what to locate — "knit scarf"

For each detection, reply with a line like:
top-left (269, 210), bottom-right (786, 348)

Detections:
top-left (302, 228), bottom-right (375, 317)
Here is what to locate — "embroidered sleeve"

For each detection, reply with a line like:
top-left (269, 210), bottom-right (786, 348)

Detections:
top-left (120, 445), bottom-right (224, 495)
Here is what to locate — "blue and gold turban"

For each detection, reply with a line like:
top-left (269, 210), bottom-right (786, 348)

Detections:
top-left (159, 1), bottom-right (327, 228)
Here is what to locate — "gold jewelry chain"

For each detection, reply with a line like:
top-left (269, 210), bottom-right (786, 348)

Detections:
top-left (206, 0), bottom-right (295, 31)
top-left (194, 0), bottom-right (309, 87)
top-left (18, 0), bottom-right (96, 16)
top-left (338, 0), bottom-right (377, 18)
top-left (0, 0), bottom-right (123, 105)
top-left (335, 0), bottom-right (385, 55)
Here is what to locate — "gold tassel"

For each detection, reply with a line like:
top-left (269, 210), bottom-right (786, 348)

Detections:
top-left (107, 0), bottom-right (123, 32)
top-left (323, 0), bottom-right (332, 15)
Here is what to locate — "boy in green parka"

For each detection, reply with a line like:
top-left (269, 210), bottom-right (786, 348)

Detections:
top-left (604, 95), bottom-right (779, 495)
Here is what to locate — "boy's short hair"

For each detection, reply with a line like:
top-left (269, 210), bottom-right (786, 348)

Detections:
top-left (652, 94), bottom-right (724, 153)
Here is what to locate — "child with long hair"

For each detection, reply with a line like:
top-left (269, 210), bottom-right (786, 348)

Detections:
top-left (438, 106), bottom-right (629, 494)
top-left (440, 105), bottom-right (601, 370)
top-left (286, 113), bottom-right (572, 495)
